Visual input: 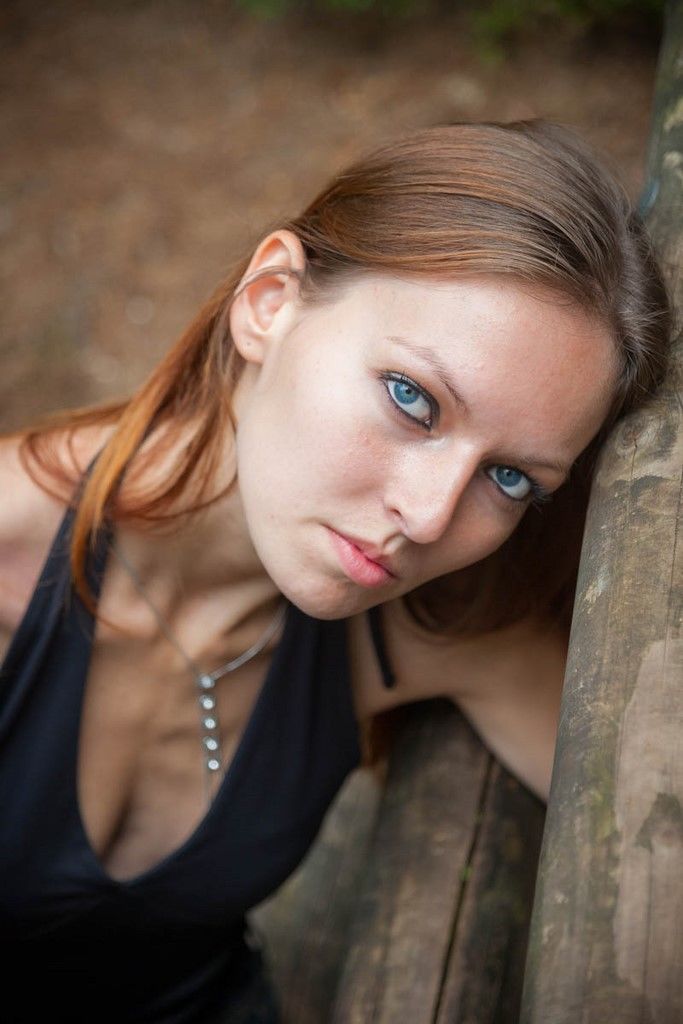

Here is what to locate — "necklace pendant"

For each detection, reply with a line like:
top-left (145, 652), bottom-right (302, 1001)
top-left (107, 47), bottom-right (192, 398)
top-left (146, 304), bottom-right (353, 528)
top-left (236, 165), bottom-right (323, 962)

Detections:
top-left (111, 541), bottom-right (286, 789)
top-left (199, 687), bottom-right (222, 778)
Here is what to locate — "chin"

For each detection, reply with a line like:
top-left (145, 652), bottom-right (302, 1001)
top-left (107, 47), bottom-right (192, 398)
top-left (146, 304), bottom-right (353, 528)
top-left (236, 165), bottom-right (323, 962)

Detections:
top-left (284, 584), bottom-right (365, 621)
top-left (275, 572), bottom-right (382, 622)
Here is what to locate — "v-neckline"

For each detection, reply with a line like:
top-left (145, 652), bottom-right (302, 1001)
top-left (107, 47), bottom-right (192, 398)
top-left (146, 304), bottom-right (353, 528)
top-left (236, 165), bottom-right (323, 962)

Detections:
top-left (0, 494), bottom-right (297, 890)
top-left (72, 591), bottom-right (295, 890)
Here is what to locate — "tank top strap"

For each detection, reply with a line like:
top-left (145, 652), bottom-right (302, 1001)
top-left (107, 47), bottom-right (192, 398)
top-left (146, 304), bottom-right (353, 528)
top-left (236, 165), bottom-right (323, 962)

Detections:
top-left (70, 445), bottom-right (113, 598)
top-left (0, 450), bottom-right (111, 739)
top-left (366, 603), bottom-right (396, 689)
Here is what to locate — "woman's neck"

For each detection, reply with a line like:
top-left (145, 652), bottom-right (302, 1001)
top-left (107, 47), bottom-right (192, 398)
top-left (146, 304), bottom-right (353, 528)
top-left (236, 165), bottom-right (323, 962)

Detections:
top-left (119, 487), bottom-right (271, 597)
top-left (106, 486), bottom-right (281, 667)
top-left (94, 419), bottom-right (281, 647)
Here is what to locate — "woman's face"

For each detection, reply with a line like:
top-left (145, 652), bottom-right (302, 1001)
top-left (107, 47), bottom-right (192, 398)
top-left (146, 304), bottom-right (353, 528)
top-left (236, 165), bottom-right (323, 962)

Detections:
top-left (232, 271), bottom-right (618, 620)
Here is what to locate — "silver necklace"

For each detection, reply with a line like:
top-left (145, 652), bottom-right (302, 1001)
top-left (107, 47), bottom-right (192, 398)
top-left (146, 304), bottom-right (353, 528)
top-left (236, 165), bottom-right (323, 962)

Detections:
top-left (110, 539), bottom-right (286, 792)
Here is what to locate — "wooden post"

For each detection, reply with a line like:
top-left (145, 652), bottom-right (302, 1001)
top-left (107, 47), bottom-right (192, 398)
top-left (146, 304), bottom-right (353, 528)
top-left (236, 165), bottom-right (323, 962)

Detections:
top-left (330, 702), bottom-right (546, 1024)
top-left (521, 3), bottom-right (683, 1022)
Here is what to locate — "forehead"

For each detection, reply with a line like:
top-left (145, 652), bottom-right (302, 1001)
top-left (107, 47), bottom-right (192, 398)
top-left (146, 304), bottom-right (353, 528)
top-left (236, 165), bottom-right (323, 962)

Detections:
top-left (335, 271), bottom-right (605, 339)
top-left (318, 271), bottom-right (619, 463)
top-left (329, 271), bottom-right (618, 386)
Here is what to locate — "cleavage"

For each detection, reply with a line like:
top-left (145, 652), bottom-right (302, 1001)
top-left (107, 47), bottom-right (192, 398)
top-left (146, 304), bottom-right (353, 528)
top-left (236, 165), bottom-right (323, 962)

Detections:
top-left (75, 642), bottom-right (269, 882)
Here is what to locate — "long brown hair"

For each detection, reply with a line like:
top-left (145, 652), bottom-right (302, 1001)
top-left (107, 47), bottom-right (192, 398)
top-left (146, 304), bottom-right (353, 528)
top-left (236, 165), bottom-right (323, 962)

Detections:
top-left (16, 119), bottom-right (672, 634)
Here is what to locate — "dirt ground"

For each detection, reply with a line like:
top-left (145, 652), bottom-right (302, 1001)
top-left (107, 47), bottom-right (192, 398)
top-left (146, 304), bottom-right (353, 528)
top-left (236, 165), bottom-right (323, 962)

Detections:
top-left (0, 0), bottom-right (664, 433)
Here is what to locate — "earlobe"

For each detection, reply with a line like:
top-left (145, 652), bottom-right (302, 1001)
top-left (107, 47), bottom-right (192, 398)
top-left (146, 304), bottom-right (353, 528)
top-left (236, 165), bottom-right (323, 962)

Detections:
top-left (230, 230), bottom-right (306, 365)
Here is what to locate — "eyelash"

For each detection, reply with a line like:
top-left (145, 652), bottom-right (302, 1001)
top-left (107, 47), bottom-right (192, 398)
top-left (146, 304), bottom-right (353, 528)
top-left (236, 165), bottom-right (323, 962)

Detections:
top-left (522, 479), bottom-right (553, 509)
top-left (381, 371), bottom-right (437, 431)
top-left (380, 370), bottom-right (553, 509)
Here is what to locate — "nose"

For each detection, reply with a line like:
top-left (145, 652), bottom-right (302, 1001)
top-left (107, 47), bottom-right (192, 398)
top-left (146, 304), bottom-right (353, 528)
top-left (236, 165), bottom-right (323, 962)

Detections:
top-left (383, 447), bottom-right (478, 545)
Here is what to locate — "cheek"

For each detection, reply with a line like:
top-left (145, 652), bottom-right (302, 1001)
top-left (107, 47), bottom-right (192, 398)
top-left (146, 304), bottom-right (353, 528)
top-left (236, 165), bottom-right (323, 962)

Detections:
top-left (238, 369), bottom-right (385, 521)
top-left (323, 420), bottom-right (388, 500)
top-left (418, 493), bottom-right (525, 583)
top-left (293, 365), bottom-right (389, 501)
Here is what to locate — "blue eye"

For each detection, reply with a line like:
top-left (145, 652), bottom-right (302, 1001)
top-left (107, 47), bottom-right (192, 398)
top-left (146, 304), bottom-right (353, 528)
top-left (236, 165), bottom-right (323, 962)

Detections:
top-left (487, 465), bottom-right (533, 502)
top-left (384, 374), bottom-right (434, 428)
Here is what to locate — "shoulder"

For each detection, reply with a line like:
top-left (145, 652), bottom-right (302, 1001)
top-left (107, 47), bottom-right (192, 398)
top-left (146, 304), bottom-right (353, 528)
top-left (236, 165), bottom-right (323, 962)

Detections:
top-left (347, 599), bottom-right (455, 722)
top-left (0, 435), bottom-right (65, 550)
top-left (0, 427), bottom-right (108, 630)
top-left (0, 437), bottom-right (65, 631)
top-left (348, 596), bottom-right (568, 720)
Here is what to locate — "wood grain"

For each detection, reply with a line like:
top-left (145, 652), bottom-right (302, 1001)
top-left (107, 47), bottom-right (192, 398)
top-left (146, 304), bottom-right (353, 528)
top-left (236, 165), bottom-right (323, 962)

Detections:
top-left (521, 3), bottom-right (683, 1021)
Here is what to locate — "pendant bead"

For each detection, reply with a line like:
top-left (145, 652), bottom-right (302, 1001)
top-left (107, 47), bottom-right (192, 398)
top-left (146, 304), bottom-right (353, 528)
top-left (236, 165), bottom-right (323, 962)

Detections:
top-left (108, 538), bottom-right (286, 791)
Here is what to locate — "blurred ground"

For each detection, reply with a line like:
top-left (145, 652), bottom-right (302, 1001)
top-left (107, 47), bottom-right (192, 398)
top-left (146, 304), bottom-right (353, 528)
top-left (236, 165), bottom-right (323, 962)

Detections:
top-left (0, 1), bottom-right (663, 432)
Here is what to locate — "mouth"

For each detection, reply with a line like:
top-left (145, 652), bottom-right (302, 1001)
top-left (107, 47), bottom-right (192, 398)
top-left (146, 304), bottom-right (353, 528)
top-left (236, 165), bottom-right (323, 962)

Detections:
top-left (326, 528), bottom-right (397, 589)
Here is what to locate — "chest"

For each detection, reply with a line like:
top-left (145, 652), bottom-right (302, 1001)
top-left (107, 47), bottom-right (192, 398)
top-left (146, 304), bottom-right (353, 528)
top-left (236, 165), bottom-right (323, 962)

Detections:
top-left (76, 638), bottom-right (271, 881)
top-left (2, 574), bottom-right (365, 900)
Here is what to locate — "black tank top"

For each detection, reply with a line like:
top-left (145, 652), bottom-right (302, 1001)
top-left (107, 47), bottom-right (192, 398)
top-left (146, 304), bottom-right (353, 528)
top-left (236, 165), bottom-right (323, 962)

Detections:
top-left (0, 492), bottom-right (392, 1022)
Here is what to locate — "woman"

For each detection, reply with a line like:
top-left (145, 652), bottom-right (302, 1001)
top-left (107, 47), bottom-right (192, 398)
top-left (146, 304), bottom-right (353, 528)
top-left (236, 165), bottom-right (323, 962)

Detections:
top-left (0, 119), bottom-right (672, 1023)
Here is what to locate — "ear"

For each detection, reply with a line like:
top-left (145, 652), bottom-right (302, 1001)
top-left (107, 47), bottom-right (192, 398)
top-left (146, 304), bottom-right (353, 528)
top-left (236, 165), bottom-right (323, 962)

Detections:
top-left (229, 229), bottom-right (306, 365)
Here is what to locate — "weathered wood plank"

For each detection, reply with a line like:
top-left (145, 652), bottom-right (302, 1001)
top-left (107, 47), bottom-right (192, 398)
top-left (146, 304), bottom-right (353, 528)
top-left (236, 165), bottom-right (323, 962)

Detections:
top-left (251, 767), bottom-right (381, 1024)
top-left (436, 763), bottom-right (545, 1024)
top-left (330, 700), bottom-right (490, 1024)
top-left (521, 3), bottom-right (683, 1022)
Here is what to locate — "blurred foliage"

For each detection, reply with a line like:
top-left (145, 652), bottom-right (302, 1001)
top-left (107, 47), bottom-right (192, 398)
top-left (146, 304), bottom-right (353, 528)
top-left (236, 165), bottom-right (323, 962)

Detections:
top-left (234, 0), bottom-right (664, 55)
top-left (470, 0), bottom-right (663, 54)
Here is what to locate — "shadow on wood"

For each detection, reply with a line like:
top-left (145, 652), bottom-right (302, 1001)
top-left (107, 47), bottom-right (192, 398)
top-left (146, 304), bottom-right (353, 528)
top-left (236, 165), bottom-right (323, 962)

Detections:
top-left (251, 764), bottom-right (382, 1024)
top-left (253, 701), bottom-right (545, 1024)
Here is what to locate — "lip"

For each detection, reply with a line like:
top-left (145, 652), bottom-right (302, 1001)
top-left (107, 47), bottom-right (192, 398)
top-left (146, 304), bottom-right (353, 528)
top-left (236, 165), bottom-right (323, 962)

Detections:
top-left (326, 528), bottom-right (397, 589)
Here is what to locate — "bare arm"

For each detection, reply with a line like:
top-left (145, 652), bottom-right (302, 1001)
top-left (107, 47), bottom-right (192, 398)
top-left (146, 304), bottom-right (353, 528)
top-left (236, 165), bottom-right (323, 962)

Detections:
top-left (361, 602), bottom-right (569, 804)
top-left (446, 620), bottom-right (568, 803)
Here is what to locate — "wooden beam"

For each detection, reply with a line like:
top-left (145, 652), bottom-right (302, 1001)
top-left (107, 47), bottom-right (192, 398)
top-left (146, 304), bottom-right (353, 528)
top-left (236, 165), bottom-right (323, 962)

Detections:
top-left (251, 768), bottom-right (381, 1024)
top-left (330, 701), bottom-right (545, 1024)
top-left (521, 3), bottom-right (683, 1022)
top-left (435, 761), bottom-right (545, 1024)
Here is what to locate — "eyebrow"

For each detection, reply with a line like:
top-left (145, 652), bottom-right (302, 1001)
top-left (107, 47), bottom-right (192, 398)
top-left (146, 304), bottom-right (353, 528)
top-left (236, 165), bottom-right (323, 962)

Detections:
top-left (386, 334), bottom-right (571, 479)
top-left (388, 335), bottom-right (469, 410)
